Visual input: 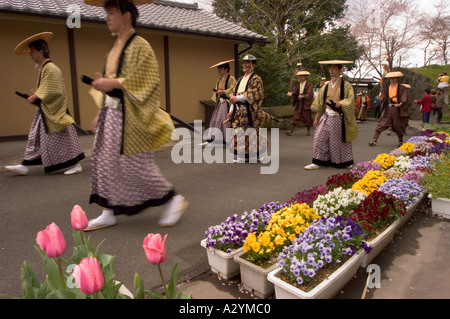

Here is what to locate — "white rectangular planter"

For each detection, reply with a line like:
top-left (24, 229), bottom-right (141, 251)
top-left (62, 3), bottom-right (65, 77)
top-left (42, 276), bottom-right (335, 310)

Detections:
top-left (201, 239), bottom-right (243, 280)
top-left (267, 251), bottom-right (363, 299)
top-left (233, 250), bottom-right (277, 298)
top-left (360, 219), bottom-right (400, 268)
top-left (432, 197), bottom-right (450, 220)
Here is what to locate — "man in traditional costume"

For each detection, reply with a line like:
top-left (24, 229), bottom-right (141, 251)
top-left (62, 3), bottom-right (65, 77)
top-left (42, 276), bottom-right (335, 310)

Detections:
top-left (83, 0), bottom-right (188, 231)
top-left (227, 54), bottom-right (269, 163)
top-left (304, 60), bottom-right (357, 170)
top-left (5, 32), bottom-right (85, 176)
top-left (355, 91), bottom-right (370, 123)
top-left (201, 59), bottom-right (236, 145)
top-left (286, 70), bottom-right (314, 136)
top-left (369, 71), bottom-right (409, 148)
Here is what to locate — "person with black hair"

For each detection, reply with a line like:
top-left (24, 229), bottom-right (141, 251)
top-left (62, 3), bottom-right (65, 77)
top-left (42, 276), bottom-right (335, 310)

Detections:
top-left (415, 88), bottom-right (434, 128)
top-left (201, 59), bottom-right (236, 146)
top-left (5, 32), bottom-right (85, 176)
top-left (83, 0), bottom-right (188, 230)
top-left (227, 54), bottom-right (269, 163)
top-left (304, 60), bottom-right (357, 170)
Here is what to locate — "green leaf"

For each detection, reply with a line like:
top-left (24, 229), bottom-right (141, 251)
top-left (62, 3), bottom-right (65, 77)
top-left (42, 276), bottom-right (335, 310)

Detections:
top-left (71, 245), bottom-right (90, 265)
top-left (166, 263), bottom-right (180, 299)
top-left (46, 289), bottom-right (77, 299)
top-left (43, 257), bottom-right (64, 291)
top-left (133, 273), bottom-right (145, 299)
top-left (21, 261), bottom-right (40, 289)
top-left (144, 289), bottom-right (164, 299)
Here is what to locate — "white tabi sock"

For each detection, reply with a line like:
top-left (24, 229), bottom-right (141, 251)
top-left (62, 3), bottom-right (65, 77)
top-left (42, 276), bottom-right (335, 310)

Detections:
top-left (90, 209), bottom-right (116, 226)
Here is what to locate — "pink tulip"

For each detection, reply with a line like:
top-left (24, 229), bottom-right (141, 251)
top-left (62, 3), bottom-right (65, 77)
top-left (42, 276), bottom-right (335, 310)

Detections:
top-left (36, 223), bottom-right (66, 258)
top-left (71, 205), bottom-right (89, 230)
top-left (143, 233), bottom-right (167, 265)
top-left (72, 257), bottom-right (104, 295)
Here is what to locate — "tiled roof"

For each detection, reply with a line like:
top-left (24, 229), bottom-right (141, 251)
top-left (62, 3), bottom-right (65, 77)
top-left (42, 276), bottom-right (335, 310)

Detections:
top-left (0, 0), bottom-right (269, 44)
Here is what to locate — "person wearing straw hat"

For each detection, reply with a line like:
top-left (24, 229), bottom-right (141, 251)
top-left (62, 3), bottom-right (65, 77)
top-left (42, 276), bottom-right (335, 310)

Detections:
top-left (304, 60), bottom-right (357, 170)
top-left (5, 32), bottom-right (85, 176)
top-left (355, 91), bottom-right (370, 123)
top-left (200, 59), bottom-right (236, 146)
top-left (369, 71), bottom-right (409, 147)
top-left (286, 70), bottom-right (314, 136)
top-left (83, 0), bottom-right (188, 231)
top-left (227, 54), bottom-right (268, 163)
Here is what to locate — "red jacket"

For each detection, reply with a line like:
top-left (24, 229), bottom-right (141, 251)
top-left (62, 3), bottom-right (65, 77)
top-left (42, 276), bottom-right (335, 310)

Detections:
top-left (416, 94), bottom-right (434, 113)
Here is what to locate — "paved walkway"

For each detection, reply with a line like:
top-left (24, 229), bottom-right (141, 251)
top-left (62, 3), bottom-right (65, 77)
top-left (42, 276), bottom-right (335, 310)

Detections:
top-left (1, 118), bottom-right (449, 300)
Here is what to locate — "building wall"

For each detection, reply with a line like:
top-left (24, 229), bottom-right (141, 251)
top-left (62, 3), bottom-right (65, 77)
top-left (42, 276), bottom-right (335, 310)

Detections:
top-left (0, 12), bottom-right (237, 138)
top-left (0, 14), bottom-right (74, 137)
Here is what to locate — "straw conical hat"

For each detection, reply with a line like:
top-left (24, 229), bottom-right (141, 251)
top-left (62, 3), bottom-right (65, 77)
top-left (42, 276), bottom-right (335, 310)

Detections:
top-left (14, 32), bottom-right (53, 55)
top-left (209, 59), bottom-right (234, 69)
top-left (84, 0), bottom-right (154, 6)
top-left (385, 71), bottom-right (404, 78)
top-left (296, 70), bottom-right (310, 76)
top-left (318, 60), bottom-right (354, 65)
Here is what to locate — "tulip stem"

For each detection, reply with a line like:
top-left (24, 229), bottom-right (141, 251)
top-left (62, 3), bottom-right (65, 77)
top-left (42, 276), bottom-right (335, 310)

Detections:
top-left (56, 257), bottom-right (67, 289)
top-left (157, 264), bottom-right (168, 298)
top-left (80, 230), bottom-right (86, 246)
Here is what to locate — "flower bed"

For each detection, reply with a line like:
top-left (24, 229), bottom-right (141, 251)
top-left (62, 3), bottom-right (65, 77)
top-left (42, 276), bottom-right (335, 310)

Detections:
top-left (276, 217), bottom-right (370, 290)
top-left (202, 129), bottom-right (449, 298)
top-left (242, 203), bottom-right (320, 267)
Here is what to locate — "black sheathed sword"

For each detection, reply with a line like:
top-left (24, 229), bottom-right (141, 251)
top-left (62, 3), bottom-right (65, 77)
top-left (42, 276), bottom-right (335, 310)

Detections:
top-left (15, 91), bottom-right (90, 135)
top-left (81, 75), bottom-right (199, 134)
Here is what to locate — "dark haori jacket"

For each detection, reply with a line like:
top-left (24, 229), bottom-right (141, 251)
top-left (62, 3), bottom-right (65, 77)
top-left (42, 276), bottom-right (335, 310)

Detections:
top-left (380, 81), bottom-right (409, 118)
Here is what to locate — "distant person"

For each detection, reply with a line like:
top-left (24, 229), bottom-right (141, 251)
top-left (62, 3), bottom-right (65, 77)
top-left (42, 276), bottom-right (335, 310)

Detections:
top-left (369, 71), bottom-right (408, 147)
top-left (355, 91), bottom-right (370, 123)
top-left (286, 70), bottom-right (314, 136)
top-left (415, 88), bottom-right (434, 128)
top-left (434, 88), bottom-right (445, 124)
top-left (5, 32), bottom-right (84, 176)
top-left (374, 94), bottom-right (381, 119)
top-left (437, 72), bottom-right (449, 104)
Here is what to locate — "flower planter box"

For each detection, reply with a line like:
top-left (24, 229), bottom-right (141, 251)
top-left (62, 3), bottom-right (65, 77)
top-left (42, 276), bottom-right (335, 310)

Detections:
top-left (431, 197), bottom-right (450, 220)
top-left (267, 250), bottom-right (364, 299)
top-left (360, 219), bottom-right (400, 268)
top-left (396, 193), bottom-right (426, 229)
top-left (200, 239), bottom-right (243, 279)
top-left (233, 250), bottom-right (277, 298)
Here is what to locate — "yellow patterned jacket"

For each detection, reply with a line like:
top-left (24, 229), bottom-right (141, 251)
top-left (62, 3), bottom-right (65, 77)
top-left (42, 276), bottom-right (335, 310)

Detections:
top-left (311, 79), bottom-right (358, 142)
top-left (91, 35), bottom-right (173, 155)
top-left (35, 61), bottom-right (74, 133)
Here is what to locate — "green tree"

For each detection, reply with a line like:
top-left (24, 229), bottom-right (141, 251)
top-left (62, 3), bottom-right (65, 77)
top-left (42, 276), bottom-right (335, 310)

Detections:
top-left (214, 0), bottom-right (365, 106)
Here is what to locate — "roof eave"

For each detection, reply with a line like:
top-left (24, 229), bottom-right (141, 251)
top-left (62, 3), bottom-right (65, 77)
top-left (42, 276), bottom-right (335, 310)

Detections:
top-left (0, 8), bottom-right (269, 45)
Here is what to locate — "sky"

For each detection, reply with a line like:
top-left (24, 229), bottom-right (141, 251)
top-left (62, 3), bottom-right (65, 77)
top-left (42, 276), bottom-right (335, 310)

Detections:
top-left (175, 0), bottom-right (447, 74)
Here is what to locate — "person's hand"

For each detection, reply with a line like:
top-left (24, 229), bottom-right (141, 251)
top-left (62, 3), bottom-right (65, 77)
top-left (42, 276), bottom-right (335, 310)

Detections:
top-left (27, 94), bottom-right (38, 104)
top-left (227, 112), bottom-right (232, 120)
top-left (92, 77), bottom-right (118, 93)
top-left (335, 102), bottom-right (341, 108)
top-left (230, 96), bottom-right (238, 104)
